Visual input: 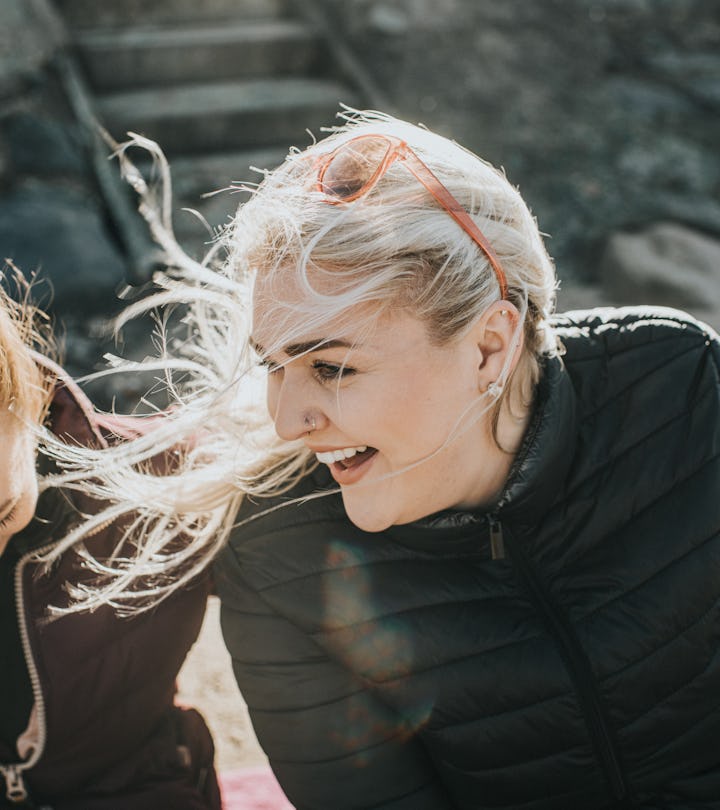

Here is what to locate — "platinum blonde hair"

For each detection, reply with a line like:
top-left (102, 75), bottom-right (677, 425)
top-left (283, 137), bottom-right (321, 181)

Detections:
top-left (41, 109), bottom-right (558, 613)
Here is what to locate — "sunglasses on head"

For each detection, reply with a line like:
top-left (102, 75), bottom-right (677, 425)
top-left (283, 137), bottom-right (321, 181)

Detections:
top-left (315, 133), bottom-right (509, 300)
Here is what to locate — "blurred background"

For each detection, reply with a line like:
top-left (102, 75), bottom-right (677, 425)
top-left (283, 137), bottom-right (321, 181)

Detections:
top-left (1, 0), bottom-right (719, 408)
top-left (1, 0), bottom-right (719, 774)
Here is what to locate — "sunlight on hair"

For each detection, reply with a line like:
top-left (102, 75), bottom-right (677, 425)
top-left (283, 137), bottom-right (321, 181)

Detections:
top-left (40, 108), bottom-right (559, 614)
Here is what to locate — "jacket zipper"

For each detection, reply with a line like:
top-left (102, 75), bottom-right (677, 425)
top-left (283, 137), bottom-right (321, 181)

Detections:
top-left (0, 543), bottom-right (54, 804)
top-left (487, 515), bottom-right (505, 560)
top-left (493, 517), bottom-right (628, 804)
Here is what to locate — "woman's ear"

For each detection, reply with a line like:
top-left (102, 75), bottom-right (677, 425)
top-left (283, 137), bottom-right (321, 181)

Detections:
top-left (470, 301), bottom-right (523, 393)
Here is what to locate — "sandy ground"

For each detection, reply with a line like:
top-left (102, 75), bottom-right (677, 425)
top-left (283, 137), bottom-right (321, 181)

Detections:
top-left (177, 596), bottom-right (267, 773)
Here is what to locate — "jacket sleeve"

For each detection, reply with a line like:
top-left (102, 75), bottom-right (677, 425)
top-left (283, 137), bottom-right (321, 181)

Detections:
top-left (215, 545), bottom-right (455, 810)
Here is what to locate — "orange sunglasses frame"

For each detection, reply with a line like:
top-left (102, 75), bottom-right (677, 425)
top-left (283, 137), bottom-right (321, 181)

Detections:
top-left (315, 134), bottom-right (509, 300)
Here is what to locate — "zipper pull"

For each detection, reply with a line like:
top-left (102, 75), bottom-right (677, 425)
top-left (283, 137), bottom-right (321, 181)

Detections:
top-left (2, 764), bottom-right (29, 804)
top-left (488, 516), bottom-right (505, 560)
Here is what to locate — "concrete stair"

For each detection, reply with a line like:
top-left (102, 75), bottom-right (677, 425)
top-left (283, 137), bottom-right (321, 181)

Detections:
top-left (96, 77), bottom-right (352, 154)
top-left (53, 0), bottom-right (294, 28)
top-left (51, 0), bottom-right (361, 258)
top-left (74, 20), bottom-right (323, 90)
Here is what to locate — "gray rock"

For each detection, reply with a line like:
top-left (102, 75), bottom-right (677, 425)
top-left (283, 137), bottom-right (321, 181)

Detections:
top-left (0, 182), bottom-right (126, 315)
top-left (646, 52), bottom-right (720, 108)
top-left (0, 0), bottom-right (58, 97)
top-left (598, 222), bottom-right (720, 331)
top-left (5, 112), bottom-right (88, 178)
top-left (368, 5), bottom-right (410, 36)
top-left (0, 136), bottom-right (8, 183)
top-left (312, 0), bottom-right (720, 286)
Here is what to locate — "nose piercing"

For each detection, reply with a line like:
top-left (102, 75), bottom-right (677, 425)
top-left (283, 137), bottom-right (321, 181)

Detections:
top-left (304, 414), bottom-right (317, 433)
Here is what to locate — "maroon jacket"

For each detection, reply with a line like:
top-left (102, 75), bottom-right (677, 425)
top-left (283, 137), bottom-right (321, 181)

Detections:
top-left (0, 363), bottom-right (220, 809)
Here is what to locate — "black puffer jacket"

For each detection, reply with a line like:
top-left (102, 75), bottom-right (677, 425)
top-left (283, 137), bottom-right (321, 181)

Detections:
top-left (216, 307), bottom-right (720, 810)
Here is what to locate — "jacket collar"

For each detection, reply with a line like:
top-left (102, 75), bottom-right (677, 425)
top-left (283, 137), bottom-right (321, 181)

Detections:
top-left (495, 353), bottom-right (579, 529)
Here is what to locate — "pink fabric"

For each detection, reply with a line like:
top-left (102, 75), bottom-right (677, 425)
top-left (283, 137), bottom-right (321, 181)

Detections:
top-left (219, 767), bottom-right (295, 810)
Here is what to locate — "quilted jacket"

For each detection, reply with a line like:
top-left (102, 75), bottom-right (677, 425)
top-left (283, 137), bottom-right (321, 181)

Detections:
top-left (0, 362), bottom-right (220, 810)
top-left (216, 307), bottom-right (720, 810)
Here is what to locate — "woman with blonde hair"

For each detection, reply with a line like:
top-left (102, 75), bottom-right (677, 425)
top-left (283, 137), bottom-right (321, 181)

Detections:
top-left (53, 110), bottom-right (720, 809)
top-left (0, 272), bottom-right (220, 809)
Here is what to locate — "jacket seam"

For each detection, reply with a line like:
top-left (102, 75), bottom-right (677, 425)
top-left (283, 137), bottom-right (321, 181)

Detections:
top-left (438, 737), bottom-right (590, 774)
top-left (579, 340), bottom-right (711, 422)
top-left (556, 319), bottom-right (708, 361)
top-left (571, 452), bottom-right (720, 621)
top-left (266, 727), bottom-right (425, 767)
top-left (625, 661), bottom-right (720, 741)
top-left (311, 598), bottom-right (538, 644)
top-left (243, 686), bottom-right (368, 714)
top-left (566, 396), bottom-right (719, 507)
top-left (272, 732), bottom-right (416, 768)
top-left (608, 590), bottom-right (720, 728)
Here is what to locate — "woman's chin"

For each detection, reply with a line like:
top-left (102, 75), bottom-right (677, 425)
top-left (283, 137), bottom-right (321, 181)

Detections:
top-left (340, 493), bottom-right (395, 534)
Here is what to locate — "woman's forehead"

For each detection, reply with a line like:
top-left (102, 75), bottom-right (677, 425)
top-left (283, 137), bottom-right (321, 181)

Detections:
top-left (250, 304), bottom-right (370, 357)
top-left (252, 274), bottom-right (376, 347)
top-left (251, 298), bottom-right (430, 362)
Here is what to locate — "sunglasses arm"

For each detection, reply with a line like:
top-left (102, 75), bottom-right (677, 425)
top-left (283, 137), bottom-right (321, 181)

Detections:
top-left (400, 153), bottom-right (509, 300)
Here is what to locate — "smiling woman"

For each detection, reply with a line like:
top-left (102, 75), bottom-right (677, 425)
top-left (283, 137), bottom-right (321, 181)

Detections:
top-left (254, 305), bottom-right (526, 531)
top-left (50, 109), bottom-right (720, 810)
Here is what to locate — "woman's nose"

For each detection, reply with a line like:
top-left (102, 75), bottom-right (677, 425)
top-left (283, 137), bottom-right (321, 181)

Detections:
top-left (267, 374), bottom-right (325, 442)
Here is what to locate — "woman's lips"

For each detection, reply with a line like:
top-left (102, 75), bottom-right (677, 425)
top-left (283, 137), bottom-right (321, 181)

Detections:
top-left (328, 447), bottom-right (378, 485)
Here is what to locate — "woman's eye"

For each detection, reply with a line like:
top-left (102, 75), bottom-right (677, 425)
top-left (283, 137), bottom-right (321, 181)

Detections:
top-left (312, 361), bottom-right (355, 382)
top-left (0, 506), bottom-right (17, 530)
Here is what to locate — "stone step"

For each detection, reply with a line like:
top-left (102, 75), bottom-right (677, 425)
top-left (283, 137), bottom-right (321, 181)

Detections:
top-left (168, 146), bottom-right (288, 200)
top-left (53, 0), bottom-right (293, 28)
top-left (133, 148), bottom-right (288, 255)
top-left (96, 77), bottom-right (354, 155)
top-left (75, 20), bottom-right (324, 92)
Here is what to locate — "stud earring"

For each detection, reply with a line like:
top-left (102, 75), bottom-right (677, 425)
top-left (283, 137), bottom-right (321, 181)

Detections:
top-left (487, 381), bottom-right (503, 399)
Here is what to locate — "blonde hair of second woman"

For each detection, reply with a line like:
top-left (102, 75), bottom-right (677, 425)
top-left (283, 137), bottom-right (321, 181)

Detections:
top-left (0, 268), bottom-right (53, 424)
top-left (40, 109), bottom-right (559, 614)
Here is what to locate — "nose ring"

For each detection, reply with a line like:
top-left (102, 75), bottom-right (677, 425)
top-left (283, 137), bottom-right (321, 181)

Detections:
top-left (304, 414), bottom-right (317, 433)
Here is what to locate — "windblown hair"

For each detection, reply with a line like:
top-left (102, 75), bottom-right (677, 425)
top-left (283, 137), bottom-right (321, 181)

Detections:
top-left (0, 266), bottom-right (53, 424)
top-left (41, 109), bottom-right (558, 613)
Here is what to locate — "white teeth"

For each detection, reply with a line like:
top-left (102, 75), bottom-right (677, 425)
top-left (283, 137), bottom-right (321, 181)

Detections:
top-left (316, 446), bottom-right (368, 465)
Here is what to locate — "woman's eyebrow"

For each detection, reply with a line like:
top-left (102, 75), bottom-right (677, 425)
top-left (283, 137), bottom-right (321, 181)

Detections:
top-left (250, 338), bottom-right (354, 357)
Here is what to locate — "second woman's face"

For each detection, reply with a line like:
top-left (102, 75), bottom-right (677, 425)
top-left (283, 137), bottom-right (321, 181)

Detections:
top-left (253, 300), bottom-right (509, 532)
top-left (0, 410), bottom-right (39, 555)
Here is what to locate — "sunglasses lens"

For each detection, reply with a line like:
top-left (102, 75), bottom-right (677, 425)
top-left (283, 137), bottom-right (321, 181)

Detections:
top-left (319, 138), bottom-right (391, 200)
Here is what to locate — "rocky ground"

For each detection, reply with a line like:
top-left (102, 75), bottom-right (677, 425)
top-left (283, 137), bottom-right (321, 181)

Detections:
top-left (177, 596), bottom-right (267, 772)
